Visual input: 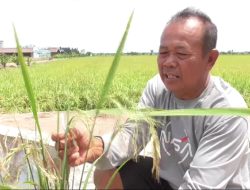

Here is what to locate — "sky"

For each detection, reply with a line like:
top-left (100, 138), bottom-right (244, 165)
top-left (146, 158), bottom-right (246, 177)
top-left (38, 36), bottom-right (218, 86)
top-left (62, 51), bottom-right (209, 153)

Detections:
top-left (1, 0), bottom-right (250, 53)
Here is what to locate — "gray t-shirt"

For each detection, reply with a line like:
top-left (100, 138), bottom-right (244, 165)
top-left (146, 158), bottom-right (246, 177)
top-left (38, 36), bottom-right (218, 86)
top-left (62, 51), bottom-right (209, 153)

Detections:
top-left (96, 74), bottom-right (250, 189)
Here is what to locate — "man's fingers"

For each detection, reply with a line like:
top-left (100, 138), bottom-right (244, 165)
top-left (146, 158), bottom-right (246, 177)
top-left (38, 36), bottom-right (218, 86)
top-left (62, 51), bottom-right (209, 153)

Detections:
top-left (68, 152), bottom-right (80, 163)
top-left (56, 140), bottom-right (79, 151)
top-left (58, 150), bottom-right (65, 159)
top-left (67, 144), bottom-right (80, 156)
top-left (51, 132), bottom-right (65, 141)
top-left (52, 127), bottom-right (87, 145)
top-left (58, 142), bottom-right (80, 156)
top-left (55, 140), bottom-right (65, 151)
top-left (58, 149), bottom-right (86, 167)
top-left (69, 153), bottom-right (85, 167)
top-left (52, 127), bottom-right (90, 166)
top-left (53, 131), bottom-right (78, 151)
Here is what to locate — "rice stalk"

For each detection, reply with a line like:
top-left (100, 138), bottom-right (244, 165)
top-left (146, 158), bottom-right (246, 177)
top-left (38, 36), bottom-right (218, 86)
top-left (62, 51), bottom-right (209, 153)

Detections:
top-left (17, 128), bottom-right (37, 190)
top-left (13, 25), bottom-right (49, 188)
top-left (145, 108), bottom-right (250, 116)
top-left (0, 184), bottom-right (14, 190)
top-left (81, 157), bottom-right (100, 190)
top-left (96, 11), bottom-right (134, 110)
top-left (104, 159), bottom-right (130, 190)
top-left (78, 11), bottom-right (134, 189)
top-left (0, 137), bottom-right (36, 188)
top-left (60, 115), bottom-right (76, 190)
top-left (1, 127), bottom-right (36, 189)
top-left (149, 125), bottom-right (161, 181)
top-left (81, 110), bottom-right (125, 190)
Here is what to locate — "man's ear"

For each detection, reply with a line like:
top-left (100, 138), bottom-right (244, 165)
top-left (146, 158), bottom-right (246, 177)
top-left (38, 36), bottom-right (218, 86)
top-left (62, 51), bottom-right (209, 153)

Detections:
top-left (207, 49), bottom-right (219, 70)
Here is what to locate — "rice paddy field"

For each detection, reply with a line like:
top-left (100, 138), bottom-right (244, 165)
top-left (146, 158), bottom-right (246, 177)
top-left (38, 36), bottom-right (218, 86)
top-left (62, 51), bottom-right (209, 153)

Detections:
top-left (0, 54), bottom-right (249, 113)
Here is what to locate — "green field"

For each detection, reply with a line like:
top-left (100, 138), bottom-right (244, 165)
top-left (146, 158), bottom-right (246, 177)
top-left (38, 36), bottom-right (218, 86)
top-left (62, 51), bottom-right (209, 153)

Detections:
top-left (0, 55), bottom-right (249, 113)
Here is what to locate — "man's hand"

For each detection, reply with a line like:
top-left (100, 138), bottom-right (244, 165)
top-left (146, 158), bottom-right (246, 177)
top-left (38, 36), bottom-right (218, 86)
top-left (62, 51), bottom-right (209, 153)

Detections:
top-left (51, 127), bottom-right (104, 167)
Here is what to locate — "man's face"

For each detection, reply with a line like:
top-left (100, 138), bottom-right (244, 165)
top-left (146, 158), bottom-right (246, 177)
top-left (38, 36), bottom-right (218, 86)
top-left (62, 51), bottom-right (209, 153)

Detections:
top-left (158, 18), bottom-right (216, 100)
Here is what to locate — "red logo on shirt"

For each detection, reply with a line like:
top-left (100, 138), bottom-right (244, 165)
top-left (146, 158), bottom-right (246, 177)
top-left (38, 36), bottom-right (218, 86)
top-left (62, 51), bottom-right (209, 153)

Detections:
top-left (180, 136), bottom-right (189, 142)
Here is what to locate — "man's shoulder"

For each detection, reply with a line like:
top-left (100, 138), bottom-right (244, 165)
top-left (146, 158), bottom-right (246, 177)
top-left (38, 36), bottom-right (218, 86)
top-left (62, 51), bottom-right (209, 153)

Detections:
top-left (148, 74), bottom-right (162, 84)
top-left (210, 76), bottom-right (247, 108)
top-left (139, 74), bottom-right (171, 108)
top-left (147, 74), bottom-right (168, 97)
top-left (147, 74), bottom-right (167, 90)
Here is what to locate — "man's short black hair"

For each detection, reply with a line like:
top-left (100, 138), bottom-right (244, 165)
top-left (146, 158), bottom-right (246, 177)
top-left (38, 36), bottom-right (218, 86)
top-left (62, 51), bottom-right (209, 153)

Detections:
top-left (169, 7), bottom-right (217, 54)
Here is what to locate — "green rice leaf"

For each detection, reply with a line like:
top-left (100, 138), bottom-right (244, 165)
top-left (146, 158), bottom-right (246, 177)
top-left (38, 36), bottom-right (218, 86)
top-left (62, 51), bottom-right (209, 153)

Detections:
top-left (104, 159), bottom-right (130, 190)
top-left (81, 159), bottom-right (99, 190)
top-left (79, 11), bottom-right (134, 189)
top-left (13, 25), bottom-right (40, 134)
top-left (96, 11), bottom-right (134, 109)
top-left (37, 166), bottom-right (48, 189)
top-left (145, 108), bottom-right (250, 116)
top-left (13, 25), bottom-right (49, 188)
top-left (95, 108), bottom-right (250, 117)
top-left (60, 113), bottom-right (74, 189)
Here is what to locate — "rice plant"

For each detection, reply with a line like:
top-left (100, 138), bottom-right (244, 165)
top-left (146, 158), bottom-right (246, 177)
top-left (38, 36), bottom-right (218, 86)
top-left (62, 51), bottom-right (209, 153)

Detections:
top-left (6, 11), bottom-right (139, 189)
top-left (1, 10), bottom-right (249, 190)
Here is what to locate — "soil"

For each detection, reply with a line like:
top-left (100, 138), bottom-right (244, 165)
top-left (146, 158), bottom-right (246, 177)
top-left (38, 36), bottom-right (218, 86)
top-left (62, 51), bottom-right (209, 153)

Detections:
top-left (0, 112), bottom-right (127, 136)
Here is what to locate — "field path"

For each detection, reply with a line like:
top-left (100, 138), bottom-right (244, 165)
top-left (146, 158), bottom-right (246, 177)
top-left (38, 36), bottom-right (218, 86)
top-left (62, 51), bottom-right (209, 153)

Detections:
top-left (0, 112), bottom-right (126, 136)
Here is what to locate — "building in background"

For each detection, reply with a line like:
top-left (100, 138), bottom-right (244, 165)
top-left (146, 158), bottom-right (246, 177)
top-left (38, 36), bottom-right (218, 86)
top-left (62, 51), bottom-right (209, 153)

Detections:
top-left (0, 47), bottom-right (61, 58)
top-left (0, 48), bottom-right (33, 57)
top-left (33, 47), bottom-right (51, 59)
top-left (48, 47), bottom-right (61, 57)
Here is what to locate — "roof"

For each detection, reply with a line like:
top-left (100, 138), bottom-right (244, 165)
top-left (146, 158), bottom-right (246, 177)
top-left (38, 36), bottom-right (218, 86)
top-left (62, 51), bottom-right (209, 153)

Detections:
top-left (48, 47), bottom-right (60, 53)
top-left (0, 48), bottom-right (33, 53)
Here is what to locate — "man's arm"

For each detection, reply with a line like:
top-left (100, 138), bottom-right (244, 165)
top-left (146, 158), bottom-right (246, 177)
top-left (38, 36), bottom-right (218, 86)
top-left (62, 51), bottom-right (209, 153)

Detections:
top-left (95, 76), bottom-right (159, 169)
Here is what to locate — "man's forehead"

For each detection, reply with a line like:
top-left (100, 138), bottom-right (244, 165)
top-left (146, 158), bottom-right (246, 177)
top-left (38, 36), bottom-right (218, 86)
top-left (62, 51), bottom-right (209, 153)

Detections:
top-left (159, 44), bottom-right (189, 50)
top-left (161, 17), bottom-right (204, 43)
top-left (185, 18), bottom-right (202, 29)
top-left (165, 17), bottom-right (203, 31)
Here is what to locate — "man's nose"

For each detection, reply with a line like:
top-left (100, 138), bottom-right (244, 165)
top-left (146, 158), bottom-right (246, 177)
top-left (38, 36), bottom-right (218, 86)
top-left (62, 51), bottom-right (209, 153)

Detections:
top-left (162, 54), bottom-right (178, 67)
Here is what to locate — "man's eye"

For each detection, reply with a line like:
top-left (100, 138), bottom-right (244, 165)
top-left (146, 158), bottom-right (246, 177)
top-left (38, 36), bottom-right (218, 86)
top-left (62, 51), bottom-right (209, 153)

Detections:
top-left (160, 52), bottom-right (169, 55)
top-left (177, 53), bottom-right (187, 55)
top-left (177, 53), bottom-right (189, 58)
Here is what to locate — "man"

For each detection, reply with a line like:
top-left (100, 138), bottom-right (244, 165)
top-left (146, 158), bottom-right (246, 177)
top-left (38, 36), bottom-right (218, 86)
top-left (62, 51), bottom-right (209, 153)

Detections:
top-left (52, 8), bottom-right (250, 189)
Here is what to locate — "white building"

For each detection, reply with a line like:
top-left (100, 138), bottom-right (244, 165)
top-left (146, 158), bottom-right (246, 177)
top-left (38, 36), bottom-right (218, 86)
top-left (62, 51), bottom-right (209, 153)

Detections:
top-left (33, 47), bottom-right (51, 59)
top-left (0, 40), bottom-right (3, 48)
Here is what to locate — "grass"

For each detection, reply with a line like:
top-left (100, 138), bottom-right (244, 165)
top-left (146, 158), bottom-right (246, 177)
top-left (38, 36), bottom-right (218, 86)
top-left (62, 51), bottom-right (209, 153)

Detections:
top-left (213, 54), bottom-right (250, 105)
top-left (0, 56), bottom-right (157, 113)
top-left (0, 54), bottom-right (250, 113)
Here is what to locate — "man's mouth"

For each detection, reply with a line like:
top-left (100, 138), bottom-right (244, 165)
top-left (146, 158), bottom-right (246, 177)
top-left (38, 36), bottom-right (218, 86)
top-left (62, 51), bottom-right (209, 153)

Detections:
top-left (165, 73), bottom-right (180, 79)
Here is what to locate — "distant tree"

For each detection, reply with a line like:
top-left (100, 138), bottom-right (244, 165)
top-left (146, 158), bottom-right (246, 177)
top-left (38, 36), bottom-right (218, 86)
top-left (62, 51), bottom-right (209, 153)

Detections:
top-left (57, 47), bottom-right (80, 58)
top-left (80, 49), bottom-right (85, 55)
top-left (85, 52), bottom-right (92, 56)
top-left (71, 48), bottom-right (79, 54)
top-left (127, 52), bottom-right (138, 55)
top-left (26, 57), bottom-right (32, 66)
top-left (0, 54), bottom-right (9, 68)
top-left (10, 55), bottom-right (19, 65)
